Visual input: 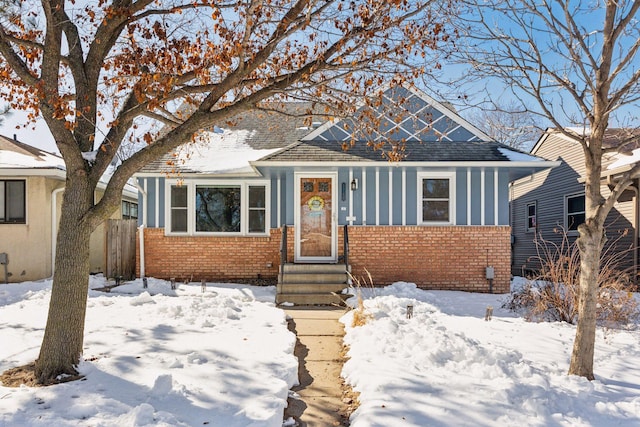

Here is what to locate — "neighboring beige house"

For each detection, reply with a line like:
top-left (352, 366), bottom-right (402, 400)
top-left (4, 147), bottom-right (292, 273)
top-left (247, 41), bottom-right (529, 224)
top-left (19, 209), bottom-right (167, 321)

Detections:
top-left (0, 135), bottom-right (137, 283)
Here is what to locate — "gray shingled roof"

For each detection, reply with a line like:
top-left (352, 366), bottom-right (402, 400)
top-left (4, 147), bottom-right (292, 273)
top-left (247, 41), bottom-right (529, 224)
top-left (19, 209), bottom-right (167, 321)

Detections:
top-left (259, 139), bottom-right (517, 162)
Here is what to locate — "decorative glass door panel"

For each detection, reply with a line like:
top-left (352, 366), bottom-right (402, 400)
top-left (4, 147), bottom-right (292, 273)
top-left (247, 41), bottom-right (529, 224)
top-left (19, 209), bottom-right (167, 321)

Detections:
top-left (299, 177), bottom-right (333, 258)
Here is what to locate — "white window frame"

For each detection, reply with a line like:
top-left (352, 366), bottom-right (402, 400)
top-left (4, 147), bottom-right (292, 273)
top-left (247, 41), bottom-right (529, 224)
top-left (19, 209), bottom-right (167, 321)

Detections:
top-left (565, 192), bottom-right (585, 234)
top-left (526, 201), bottom-right (537, 232)
top-left (164, 179), bottom-right (270, 236)
top-left (417, 172), bottom-right (456, 225)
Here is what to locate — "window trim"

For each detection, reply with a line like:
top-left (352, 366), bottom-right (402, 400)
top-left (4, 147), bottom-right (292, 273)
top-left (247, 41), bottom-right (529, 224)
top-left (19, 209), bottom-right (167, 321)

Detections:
top-left (165, 179), bottom-right (270, 236)
top-left (565, 192), bottom-right (585, 234)
top-left (417, 172), bottom-right (456, 225)
top-left (526, 201), bottom-right (537, 233)
top-left (0, 179), bottom-right (26, 224)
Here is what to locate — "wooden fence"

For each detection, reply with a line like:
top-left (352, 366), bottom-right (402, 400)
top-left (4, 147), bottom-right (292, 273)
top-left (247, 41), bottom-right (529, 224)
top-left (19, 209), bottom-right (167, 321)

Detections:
top-left (106, 219), bottom-right (137, 280)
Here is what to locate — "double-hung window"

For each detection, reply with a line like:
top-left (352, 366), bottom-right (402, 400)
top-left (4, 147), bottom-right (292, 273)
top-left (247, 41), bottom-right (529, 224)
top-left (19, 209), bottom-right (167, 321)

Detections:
top-left (0, 180), bottom-right (26, 224)
top-left (418, 172), bottom-right (455, 225)
top-left (566, 193), bottom-right (585, 232)
top-left (526, 202), bottom-right (537, 232)
top-left (170, 185), bottom-right (188, 233)
top-left (167, 180), bottom-right (268, 235)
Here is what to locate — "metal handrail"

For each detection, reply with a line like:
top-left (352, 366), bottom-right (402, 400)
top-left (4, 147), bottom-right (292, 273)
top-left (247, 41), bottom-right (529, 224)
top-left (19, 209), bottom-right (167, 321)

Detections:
top-left (280, 224), bottom-right (288, 269)
top-left (343, 224), bottom-right (349, 267)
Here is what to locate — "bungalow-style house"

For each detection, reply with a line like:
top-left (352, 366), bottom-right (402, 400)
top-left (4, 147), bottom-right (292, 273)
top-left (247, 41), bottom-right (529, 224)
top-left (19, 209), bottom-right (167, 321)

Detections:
top-left (135, 85), bottom-right (556, 303)
top-left (510, 128), bottom-right (640, 279)
top-left (0, 135), bottom-right (138, 282)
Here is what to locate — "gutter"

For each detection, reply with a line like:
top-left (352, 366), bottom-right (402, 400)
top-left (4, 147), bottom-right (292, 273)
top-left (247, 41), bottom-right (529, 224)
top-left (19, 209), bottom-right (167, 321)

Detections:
top-left (51, 186), bottom-right (65, 277)
top-left (135, 180), bottom-right (147, 278)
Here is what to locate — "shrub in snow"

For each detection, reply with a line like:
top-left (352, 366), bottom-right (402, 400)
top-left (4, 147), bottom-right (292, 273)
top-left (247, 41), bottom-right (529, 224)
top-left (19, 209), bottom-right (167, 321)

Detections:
top-left (505, 229), bottom-right (638, 326)
top-left (349, 270), bottom-right (374, 327)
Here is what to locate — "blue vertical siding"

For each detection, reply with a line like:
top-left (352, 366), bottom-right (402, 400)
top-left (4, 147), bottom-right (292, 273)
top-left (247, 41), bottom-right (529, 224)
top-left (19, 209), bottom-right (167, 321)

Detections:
top-left (485, 171), bottom-right (495, 225)
top-left (365, 169), bottom-right (376, 225)
top-left (158, 178), bottom-right (165, 227)
top-left (351, 169), bottom-right (363, 225)
top-left (498, 170), bottom-right (510, 225)
top-left (456, 170), bottom-right (468, 225)
top-left (270, 176), bottom-right (278, 228)
top-left (338, 169), bottom-right (349, 224)
top-left (405, 169), bottom-right (417, 225)
top-left (378, 169), bottom-right (390, 225)
top-left (470, 169), bottom-right (482, 225)
top-left (141, 165), bottom-right (513, 230)
top-left (285, 170), bottom-right (294, 225)
top-left (391, 168), bottom-right (402, 225)
top-left (147, 178), bottom-right (157, 227)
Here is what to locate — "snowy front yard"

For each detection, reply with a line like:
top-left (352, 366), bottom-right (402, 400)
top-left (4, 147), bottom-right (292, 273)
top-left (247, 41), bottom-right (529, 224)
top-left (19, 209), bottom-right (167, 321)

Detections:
top-left (0, 277), bottom-right (297, 426)
top-left (1, 276), bottom-right (640, 426)
top-left (342, 282), bottom-right (640, 427)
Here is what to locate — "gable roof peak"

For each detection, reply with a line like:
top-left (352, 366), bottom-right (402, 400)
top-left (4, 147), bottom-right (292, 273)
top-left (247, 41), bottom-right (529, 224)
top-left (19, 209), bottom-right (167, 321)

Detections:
top-left (301, 83), bottom-right (492, 144)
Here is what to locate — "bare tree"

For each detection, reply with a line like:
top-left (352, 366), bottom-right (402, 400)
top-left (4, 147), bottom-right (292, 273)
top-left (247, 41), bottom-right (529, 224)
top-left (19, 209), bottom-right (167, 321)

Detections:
top-left (469, 101), bottom-right (543, 151)
top-left (0, 0), bottom-right (453, 384)
top-left (456, 0), bottom-right (640, 379)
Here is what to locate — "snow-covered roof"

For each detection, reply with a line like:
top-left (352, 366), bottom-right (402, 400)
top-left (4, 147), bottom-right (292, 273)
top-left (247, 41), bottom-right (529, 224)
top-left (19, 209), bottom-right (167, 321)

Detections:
top-left (0, 134), bottom-right (137, 199)
top-left (497, 147), bottom-right (545, 162)
top-left (0, 134), bottom-right (65, 171)
top-left (138, 104), bottom-right (319, 176)
top-left (169, 129), bottom-right (281, 175)
top-left (607, 147), bottom-right (640, 171)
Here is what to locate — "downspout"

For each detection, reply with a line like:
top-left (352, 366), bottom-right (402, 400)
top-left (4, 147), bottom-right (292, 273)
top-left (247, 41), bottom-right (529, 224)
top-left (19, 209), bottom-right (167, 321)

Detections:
top-left (135, 181), bottom-right (148, 278)
top-left (51, 186), bottom-right (65, 277)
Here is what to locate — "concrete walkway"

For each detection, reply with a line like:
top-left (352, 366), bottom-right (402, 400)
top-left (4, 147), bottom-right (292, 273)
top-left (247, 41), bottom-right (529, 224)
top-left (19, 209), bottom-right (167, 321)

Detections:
top-left (283, 307), bottom-right (355, 427)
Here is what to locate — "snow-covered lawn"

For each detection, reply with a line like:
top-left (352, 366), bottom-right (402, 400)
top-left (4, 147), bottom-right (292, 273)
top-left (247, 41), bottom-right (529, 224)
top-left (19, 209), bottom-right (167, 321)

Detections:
top-left (0, 277), bottom-right (297, 427)
top-left (2, 276), bottom-right (640, 427)
top-left (341, 281), bottom-right (640, 427)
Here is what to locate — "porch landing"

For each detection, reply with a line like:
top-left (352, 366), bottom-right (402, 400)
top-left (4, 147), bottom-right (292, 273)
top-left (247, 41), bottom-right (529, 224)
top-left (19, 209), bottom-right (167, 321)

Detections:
top-left (276, 263), bottom-right (350, 306)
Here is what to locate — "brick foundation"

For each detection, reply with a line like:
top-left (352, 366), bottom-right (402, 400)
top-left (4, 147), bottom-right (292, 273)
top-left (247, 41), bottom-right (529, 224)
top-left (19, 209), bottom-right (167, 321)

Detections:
top-left (137, 225), bottom-right (511, 293)
top-left (346, 226), bottom-right (511, 293)
top-left (137, 228), bottom-right (283, 282)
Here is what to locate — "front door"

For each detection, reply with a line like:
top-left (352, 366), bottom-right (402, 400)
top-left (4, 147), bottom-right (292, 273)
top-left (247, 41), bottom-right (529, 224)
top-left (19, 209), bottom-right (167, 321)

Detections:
top-left (295, 173), bottom-right (337, 262)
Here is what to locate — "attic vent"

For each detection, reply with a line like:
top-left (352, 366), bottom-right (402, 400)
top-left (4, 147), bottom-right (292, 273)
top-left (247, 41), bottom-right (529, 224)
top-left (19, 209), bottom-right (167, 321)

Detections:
top-left (312, 121), bottom-right (323, 129)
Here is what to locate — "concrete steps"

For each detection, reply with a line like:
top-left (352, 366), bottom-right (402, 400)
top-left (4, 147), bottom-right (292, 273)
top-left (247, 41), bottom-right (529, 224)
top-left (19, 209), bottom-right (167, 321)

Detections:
top-left (276, 263), bottom-right (350, 306)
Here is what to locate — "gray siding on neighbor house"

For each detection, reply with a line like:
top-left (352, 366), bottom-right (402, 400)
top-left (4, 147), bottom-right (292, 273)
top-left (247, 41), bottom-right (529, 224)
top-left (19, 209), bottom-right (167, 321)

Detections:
top-left (510, 133), bottom-right (636, 275)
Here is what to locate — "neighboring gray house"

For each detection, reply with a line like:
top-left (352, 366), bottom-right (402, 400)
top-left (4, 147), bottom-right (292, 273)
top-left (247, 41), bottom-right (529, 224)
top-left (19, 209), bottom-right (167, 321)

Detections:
top-left (510, 128), bottom-right (640, 279)
top-left (135, 84), bottom-right (555, 303)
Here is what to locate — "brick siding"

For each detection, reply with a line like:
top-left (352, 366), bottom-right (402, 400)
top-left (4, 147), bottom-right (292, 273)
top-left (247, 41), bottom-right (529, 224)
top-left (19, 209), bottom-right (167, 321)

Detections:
top-left (137, 228), bottom-right (283, 282)
top-left (345, 226), bottom-right (511, 293)
top-left (138, 225), bottom-right (511, 293)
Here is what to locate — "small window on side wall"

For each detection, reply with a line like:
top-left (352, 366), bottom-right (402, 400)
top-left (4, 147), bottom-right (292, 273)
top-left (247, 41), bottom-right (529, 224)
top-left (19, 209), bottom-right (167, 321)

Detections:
top-left (526, 202), bottom-right (536, 232)
top-left (0, 180), bottom-right (26, 224)
top-left (566, 193), bottom-right (585, 231)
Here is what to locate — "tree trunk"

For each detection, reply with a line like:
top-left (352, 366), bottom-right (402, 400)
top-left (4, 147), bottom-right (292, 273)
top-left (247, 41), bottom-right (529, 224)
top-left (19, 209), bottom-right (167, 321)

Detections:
top-left (35, 177), bottom-right (94, 384)
top-left (569, 223), bottom-right (602, 380)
